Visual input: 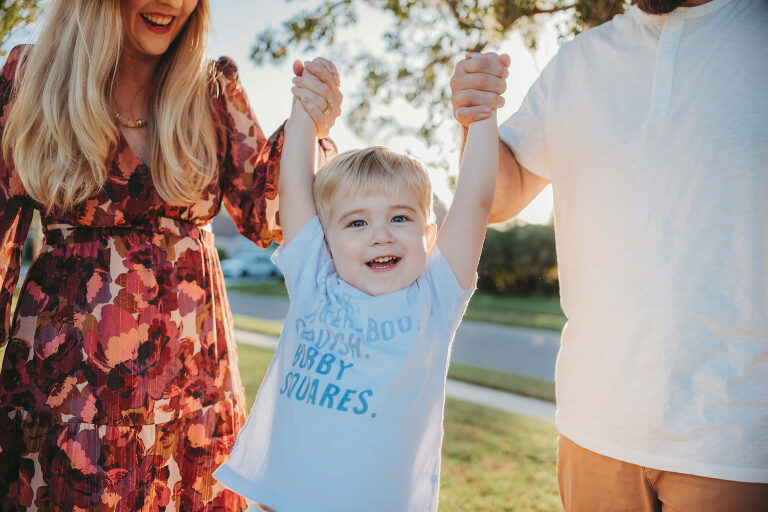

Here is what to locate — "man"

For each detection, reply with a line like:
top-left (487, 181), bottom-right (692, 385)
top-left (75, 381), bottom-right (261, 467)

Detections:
top-left (450, 0), bottom-right (767, 509)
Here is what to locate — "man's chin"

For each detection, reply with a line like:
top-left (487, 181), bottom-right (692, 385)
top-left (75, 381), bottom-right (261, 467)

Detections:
top-left (635, 0), bottom-right (686, 15)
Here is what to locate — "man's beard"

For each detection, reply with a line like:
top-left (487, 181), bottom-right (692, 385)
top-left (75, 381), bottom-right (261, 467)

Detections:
top-left (635, 0), bottom-right (686, 14)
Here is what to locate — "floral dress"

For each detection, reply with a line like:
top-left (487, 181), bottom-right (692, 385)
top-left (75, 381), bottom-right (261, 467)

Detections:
top-left (0, 45), bottom-right (333, 511)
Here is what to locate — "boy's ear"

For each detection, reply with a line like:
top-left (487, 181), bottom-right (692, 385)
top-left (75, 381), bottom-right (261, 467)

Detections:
top-left (426, 223), bottom-right (437, 251)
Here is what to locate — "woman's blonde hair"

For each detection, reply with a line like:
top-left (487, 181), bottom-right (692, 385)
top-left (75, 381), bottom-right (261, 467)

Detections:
top-left (2, 0), bottom-right (218, 213)
top-left (313, 146), bottom-right (434, 229)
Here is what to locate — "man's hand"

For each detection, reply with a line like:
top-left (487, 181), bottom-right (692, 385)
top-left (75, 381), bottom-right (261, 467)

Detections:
top-left (291, 58), bottom-right (343, 139)
top-left (450, 52), bottom-right (511, 128)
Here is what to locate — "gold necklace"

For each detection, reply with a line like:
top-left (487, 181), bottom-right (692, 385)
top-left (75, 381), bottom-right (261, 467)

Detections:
top-left (115, 111), bottom-right (147, 129)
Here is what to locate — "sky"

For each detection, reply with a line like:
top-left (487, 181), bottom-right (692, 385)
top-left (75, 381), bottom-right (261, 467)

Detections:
top-left (4, 1), bottom-right (562, 224)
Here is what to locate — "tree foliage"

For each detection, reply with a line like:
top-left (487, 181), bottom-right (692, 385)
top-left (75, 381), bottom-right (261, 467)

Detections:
top-left (251, 0), bottom-right (628, 148)
top-left (0, 0), bottom-right (40, 55)
top-left (478, 223), bottom-right (558, 296)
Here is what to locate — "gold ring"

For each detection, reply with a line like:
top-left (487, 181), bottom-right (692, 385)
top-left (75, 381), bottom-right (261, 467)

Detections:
top-left (322, 98), bottom-right (333, 115)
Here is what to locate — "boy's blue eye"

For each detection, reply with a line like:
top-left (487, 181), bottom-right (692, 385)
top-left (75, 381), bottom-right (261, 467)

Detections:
top-left (392, 215), bottom-right (408, 223)
top-left (348, 219), bottom-right (367, 228)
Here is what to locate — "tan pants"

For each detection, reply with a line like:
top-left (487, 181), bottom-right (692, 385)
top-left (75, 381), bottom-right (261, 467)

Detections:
top-left (558, 436), bottom-right (768, 512)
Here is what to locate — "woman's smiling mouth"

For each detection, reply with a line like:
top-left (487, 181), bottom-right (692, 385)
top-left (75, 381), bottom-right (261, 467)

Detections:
top-left (141, 13), bottom-right (175, 33)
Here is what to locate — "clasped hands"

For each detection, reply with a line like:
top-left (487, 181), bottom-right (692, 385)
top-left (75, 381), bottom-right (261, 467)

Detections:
top-left (291, 58), bottom-right (342, 139)
top-left (451, 52), bottom-right (511, 127)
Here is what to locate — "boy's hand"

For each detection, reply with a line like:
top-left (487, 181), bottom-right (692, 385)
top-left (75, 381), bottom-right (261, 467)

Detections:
top-left (450, 52), bottom-right (510, 128)
top-left (291, 57), bottom-right (343, 139)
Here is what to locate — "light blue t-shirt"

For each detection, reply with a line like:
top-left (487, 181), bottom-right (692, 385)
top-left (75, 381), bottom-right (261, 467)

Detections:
top-left (214, 217), bottom-right (473, 512)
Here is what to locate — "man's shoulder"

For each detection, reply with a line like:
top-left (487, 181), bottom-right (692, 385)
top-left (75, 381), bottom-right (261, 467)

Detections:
top-left (537, 7), bottom-right (644, 89)
top-left (559, 8), bottom-right (638, 56)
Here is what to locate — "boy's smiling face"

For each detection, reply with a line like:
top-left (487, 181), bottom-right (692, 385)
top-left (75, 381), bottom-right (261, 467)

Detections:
top-left (325, 186), bottom-right (436, 296)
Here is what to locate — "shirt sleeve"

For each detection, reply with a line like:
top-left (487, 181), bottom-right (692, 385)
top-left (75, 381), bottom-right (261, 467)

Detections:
top-left (271, 216), bottom-right (333, 300)
top-left (498, 55), bottom-right (559, 180)
top-left (0, 45), bottom-right (33, 347)
top-left (422, 245), bottom-right (475, 331)
top-left (214, 57), bottom-right (336, 249)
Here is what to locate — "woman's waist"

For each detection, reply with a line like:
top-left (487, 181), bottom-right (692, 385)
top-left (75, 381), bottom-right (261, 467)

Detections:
top-left (42, 217), bottom-right (215, 246)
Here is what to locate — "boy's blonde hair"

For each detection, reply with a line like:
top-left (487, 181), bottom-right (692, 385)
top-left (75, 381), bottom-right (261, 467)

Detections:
top-left (313, 146), bottom-right (434, 229)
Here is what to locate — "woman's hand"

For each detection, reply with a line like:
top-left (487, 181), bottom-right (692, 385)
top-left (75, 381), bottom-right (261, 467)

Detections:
top-left (291, 57), bottom-right (342, 139)
top-left (450, 52), bottom-right (510, 128)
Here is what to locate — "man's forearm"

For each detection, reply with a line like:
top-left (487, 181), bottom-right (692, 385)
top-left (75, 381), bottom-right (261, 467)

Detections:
top-left (458, 125), bottom-right (549, 224)
top-left (488, 137), bottom-right (549, 223)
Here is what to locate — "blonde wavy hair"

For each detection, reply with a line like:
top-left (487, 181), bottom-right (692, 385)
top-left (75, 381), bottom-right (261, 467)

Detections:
top-left (2, 0), bottom-right (218, 213)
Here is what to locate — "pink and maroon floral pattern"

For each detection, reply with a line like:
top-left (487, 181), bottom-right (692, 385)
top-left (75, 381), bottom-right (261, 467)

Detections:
top-left (0, 45), bottom-right (334, 511)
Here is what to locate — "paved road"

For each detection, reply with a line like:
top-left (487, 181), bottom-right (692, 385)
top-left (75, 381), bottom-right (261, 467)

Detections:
top-left (227, 290), bottom-right (561, 381)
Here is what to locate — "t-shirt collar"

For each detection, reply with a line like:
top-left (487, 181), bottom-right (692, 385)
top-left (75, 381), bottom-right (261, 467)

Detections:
top-left (630, 0), bottom-right (734, 24)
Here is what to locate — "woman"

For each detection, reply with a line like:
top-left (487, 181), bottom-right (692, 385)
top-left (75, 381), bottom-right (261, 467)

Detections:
top-left (0, 0), bottom-right (341, 510)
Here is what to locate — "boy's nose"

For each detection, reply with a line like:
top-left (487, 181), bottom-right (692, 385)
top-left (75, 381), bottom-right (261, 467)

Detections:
top-left (369, 225), bottom-right (394, 245)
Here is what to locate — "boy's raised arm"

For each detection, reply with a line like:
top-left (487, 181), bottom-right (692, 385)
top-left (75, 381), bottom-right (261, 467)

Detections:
top-left (437, 108), bottom-right (499, 290)
top-left (279, 90), bottom-right (319, 244)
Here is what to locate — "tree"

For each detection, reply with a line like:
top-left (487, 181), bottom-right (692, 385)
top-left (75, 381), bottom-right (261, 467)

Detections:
top-left (251, 0), bottom-right (627, 151)
top-left (0, 0), bottom-right (40, 55)
top-left (478, 223), bottom-right (559, 296)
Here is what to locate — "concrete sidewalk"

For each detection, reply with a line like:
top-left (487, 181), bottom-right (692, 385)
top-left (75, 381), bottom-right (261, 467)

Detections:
top-left (234, 328), bottom-right (556, 424)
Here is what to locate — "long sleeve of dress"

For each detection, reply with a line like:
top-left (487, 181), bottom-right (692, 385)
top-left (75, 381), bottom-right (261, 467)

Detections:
top-left (214, 57), bottom-right (336, 248)
top-left (0, 46), bottom-right (33, 347)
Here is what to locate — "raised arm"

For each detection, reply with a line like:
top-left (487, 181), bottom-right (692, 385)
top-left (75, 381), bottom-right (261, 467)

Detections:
top-left (279, 90), bottom-right (320, 244)
top-left (451, 52), bottom-right (549, 224)
top-left (436, 109), bottom-right (499, 290)
top-left (281, 57), bottom-right (342, 243)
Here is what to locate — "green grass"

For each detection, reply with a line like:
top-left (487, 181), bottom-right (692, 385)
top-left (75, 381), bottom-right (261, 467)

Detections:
top-left (232, 314), bottom-right (284, 338)
top-left (236, 343), bottom-right (277, 406)
top-left (464, 294), bottom-right (565, 331)
top-left (448, 362), bottom-right (555, 403)
top-left (229, 280), bottom-right (566, 332)
top-left (440, 398), bottom-right (561, 511)
top-left (228, 281), bottom-right (290, 297)
top-left (235, 341), bottom-right (561, 511)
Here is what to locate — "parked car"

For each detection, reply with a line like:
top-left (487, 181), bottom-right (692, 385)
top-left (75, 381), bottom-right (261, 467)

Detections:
top-left (220, 248), bottom-right (282, 279)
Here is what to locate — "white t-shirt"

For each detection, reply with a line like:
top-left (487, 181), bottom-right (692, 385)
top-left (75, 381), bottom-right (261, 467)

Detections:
top-left (214, 217), bottom-right (473, 511)
top-left (500, 0), bottom-right (768, 483)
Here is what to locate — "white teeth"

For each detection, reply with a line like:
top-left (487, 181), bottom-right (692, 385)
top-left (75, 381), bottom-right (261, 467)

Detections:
top-left (372, 257), bottom-right (395, 263)
top-left (142, 14), bottom-right (173, 27)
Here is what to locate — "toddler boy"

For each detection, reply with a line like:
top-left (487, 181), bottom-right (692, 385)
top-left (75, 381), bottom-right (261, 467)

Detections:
top-left (215, 55), bottom-right (502, 512)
